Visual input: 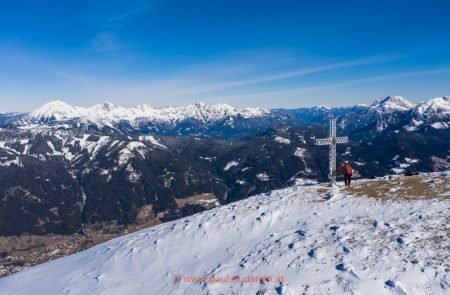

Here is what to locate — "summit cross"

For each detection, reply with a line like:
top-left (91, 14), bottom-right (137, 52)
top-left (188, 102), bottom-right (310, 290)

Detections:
top-left (315, 116), bottom-right (349, 186)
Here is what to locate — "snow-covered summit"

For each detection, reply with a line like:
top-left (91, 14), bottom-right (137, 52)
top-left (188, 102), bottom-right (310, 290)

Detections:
top-left (30, 100), bottom-right (269, 124)
top-left (31, 100), bottom-right (85, 121)
top-left (312, 105), bottom-right (331, 111)
top-left (407, 97), bottom-right (450, 129)
top-left (370, 96), bottom-right (416, 112)
top-left (413, 96), bottom-right (450, 118)
top-left (347, 96), bottom-right (417, 132)
top-left (1, 174), bottom-right (448, 294)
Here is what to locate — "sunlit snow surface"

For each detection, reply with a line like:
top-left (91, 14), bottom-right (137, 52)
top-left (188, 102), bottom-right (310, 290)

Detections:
top-left (0, 174), bottom-right (449, 295)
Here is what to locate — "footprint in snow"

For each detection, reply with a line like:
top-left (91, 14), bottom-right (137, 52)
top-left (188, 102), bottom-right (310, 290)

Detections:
top-left (95, 274), bottom-right (106, 282)
top-left (335, 263), bottom-right (359, 278)
top-left (385, 280), bottom-right (395, 287)
top-left (329, 225), bottom-right (339, 235)
top-left (335, 263), bottom-right (346, 271)
top-left (239, 258), bottom-right (247, 268)
top-left (385, 280), bottom-right (408, 294)
top-left (322, 194), bottom-right (332, 201)
top-left (256, 212), bottom-right (266, 221)
top-left (274, 285), bottom-right (284, 294)
top-left (294, 229), bottom-right (305, 237)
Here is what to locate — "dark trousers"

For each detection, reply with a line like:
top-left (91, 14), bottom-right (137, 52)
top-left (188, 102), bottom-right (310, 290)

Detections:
top-left (344, 174), bottom-right (352, 186)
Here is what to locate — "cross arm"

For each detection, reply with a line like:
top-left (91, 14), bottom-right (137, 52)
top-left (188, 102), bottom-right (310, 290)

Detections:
top-left (315, 138), bottom-right (332, 145)
top-left (336, 137), bottom-right (349, 144)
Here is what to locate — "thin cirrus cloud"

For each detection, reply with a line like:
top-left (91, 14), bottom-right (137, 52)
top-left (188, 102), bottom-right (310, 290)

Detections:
top-left (62, 54), bottom-right (400, 104)
top-left (88, 1), bottom-right (151, 53)
top-left (90, 32), bottom-right (122, 52)
top-left (213, 67), bottom-right (450, 106)
top-left (160, 55), bottom-right (396, 97)
top-left (0, 48), bottom-right (409, 110)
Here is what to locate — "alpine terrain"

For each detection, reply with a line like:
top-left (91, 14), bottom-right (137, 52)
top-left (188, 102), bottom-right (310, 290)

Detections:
top-left (0, 96), bottom-right (448, 278)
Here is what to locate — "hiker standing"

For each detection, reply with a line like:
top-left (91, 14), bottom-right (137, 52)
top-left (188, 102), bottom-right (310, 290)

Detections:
top-left (338, 161), bottom-right (353, 187)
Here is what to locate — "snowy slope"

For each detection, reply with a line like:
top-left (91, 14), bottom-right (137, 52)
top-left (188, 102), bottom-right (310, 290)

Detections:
top-left (1, 174), bottom-right (448, 294)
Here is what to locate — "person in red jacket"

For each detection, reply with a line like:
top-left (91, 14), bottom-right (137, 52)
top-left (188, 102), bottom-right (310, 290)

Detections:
top-left (338, 161), bottom-right (353, 187)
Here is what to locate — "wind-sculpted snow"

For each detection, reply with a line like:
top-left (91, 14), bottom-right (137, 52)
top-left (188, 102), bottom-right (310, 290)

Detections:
top-left (1, 174), bottom-right (448, 294)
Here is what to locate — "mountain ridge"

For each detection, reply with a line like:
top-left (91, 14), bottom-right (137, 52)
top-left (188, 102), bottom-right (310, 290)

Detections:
top-left (0, 95), bottom-right (447, 139)
top-left (30, 100), bottom-right (271, 123)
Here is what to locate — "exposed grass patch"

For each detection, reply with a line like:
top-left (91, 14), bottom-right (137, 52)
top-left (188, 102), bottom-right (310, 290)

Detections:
top-left (316, 188), bottom-right (329, 194)
top-left (174, 193), bottom-right (218, 208)
top-left (347, 174), bottom-right (449, 200)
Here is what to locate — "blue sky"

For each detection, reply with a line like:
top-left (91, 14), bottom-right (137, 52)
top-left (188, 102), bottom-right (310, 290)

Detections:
top-left (1, 0), bottom-right (450, 111)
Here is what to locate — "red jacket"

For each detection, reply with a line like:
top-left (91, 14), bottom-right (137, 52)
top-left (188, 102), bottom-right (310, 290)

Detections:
top-left (339, 164), bottom-right (353, 175)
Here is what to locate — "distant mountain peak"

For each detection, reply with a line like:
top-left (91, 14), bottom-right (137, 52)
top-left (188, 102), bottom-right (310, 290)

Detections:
top-left (31, 100), bottom-right (82, 121)
top-left (416, 96), bottom-right (450, 113)
top-left (313, 105), bottom-right (331, 110)
top-left (409, 96), bottom-right (450, 128)
top-left (101, 101), bottom-right (118, 110)
top-left (371, 96), bottom-right (415, 112)
top-left (194, 101), bottom-right (208, 107)
top-left (34, 100), bottom-right (73, 111)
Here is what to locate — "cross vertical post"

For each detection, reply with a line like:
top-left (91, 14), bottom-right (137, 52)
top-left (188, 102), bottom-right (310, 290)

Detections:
top-left (315, 116), bottom-right (349, 187)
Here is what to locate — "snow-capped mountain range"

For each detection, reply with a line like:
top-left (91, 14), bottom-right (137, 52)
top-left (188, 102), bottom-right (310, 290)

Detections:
top-left (27, 96), bottom-right (448, 122)
top-left (1, 173), bottom-right (448, 294)
top-left (2, 96), bottom-right (442, 136)
top-left (368, 96), bottom-right (449, 131)
top-left (30, 100), bottom-right (270, 124)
